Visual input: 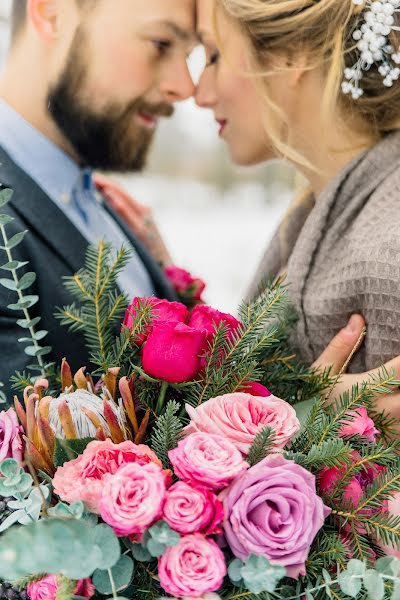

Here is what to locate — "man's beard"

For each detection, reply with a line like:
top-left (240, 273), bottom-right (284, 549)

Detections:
top-left (47, 28), bottom-right (173, 171)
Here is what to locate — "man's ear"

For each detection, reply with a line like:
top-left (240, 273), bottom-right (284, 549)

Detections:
top-left (27, 0), bottom-right (61, 41)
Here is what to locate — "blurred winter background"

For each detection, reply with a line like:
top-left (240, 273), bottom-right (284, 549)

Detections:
top-left (0, 1), bottom-right (295, 313)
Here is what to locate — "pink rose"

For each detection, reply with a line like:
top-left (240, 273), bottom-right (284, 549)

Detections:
top-left (53, 439), bottom-right (162, 513)
top-left (100, 461), bottom-right (166, 536)
top-left (123, 296), bottom-right (188, 344)
top-left (169, 432), bottom-right (248, 491)
top-left (165, 266), bottom-right (206, 302)
top-left (239, 381), bottom-right (271, 397)
top-left (158, 534), bottom-right (227, 598)
top-left (378, 492), bottom-right (400, 557)
top-left (185, 393), bottom-right (300, 455)
top-left (188, 306), bottom-right (242, 342)
top-left (163, 481), bottom-right (224, 535)
top-left (339, 407), bottom-right (379, 443)
top-left (220, 454), bottom-right (330, 579)
top-left (142, 322), bottom-right (206, 383)
top-left (0, 408), bottom-right (23, 462)
top-left (27, 576), bottom-right (94, 600)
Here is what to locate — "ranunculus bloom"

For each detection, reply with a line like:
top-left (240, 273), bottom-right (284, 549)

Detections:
top-left (163, 481), bottom-right (224, 535)
top-left (100, 462), bottom-right (166, 536)
top-left (169, 432), bottom-right (248, 491)
top-left (188, 305), bottom-right (242, 341)
top-left (220, 454), bottom-right (330, 578)
top-left (53, 439), bottom-right (162, 513)
top-left (0, 407), bottom-right (23, 462)
top-left (185, 393), bottom-right (300, 455)
top-left (239, 381), bottom-right (271, 397)
top-left (165, 266), bottom-right (206, 302)
top-left (27, 576), bottom-right (94, 600)
top-left (339, 407), bottom-right (379, 443)
top-left (142, 322), bottom-right (206, 383)
top-left (158, 534), bottom-right (227, 598)
top-left (123, 296), bottom-right (188, 344)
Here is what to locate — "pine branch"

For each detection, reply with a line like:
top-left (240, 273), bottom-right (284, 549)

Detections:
top-left (248, 426), bottom-right (276, 466)
top-left (150, 400), bottom-right (184, 469)
top-left (286, 438), bottom-right (353, 472)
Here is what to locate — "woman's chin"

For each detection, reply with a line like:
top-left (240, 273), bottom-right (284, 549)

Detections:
top-left (229, 146), bottom-right (275, 167)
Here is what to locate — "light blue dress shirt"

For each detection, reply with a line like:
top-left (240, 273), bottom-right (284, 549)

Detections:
top-left (0, 99), bottom-right (155, 298)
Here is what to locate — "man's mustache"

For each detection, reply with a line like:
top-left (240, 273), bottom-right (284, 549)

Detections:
top-left (124, 100), bottom-right (175, 120)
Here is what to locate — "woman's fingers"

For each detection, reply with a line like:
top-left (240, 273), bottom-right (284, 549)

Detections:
top-left (312, 314), bottom-right (366, 375)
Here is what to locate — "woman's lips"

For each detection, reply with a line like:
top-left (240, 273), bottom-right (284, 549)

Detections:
top-left (216, 119), bottom-right (227, 136)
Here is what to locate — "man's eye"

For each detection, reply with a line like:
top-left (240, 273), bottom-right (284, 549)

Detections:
top-left (206, 51), bottom-right (220, 67)
top-left (153, 40), bottom-right (172, 54)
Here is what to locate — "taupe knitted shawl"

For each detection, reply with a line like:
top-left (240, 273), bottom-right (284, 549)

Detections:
top-left (248, 131), bottom-right (400, 372)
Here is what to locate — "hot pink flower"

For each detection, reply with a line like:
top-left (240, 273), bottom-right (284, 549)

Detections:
top-left (163, 481), bottom-right (224, 535)
top-left (52, 439), bottom-right (162, 513)
top-left (0, 408), bottom-right (23, 463)
top-left (158, 534), bottom-right (227, 598)
top-left (27, 576), bottom-right (94, 600)
top-left (239, 381), bottom-right (271, 397)
top-left (123, 296), bottom-right (188, 344)
top-left (185, 392), bottom-right (300, 455)
top-left (165, 266), bottom-right (206, 302)
top-left (339, 407), bottom-right (379, 443)
top-left (142, 322), bottom-right (206, 383)
top-left (169, 432), bottom-right (248, 491)
top-left (188, 305), bottom-right (242, 342)
top-left (100, 461), bottom-right (166, 537)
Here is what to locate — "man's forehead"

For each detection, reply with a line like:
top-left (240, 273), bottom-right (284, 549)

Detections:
top-left (137, 0), bottom-right (196, 34)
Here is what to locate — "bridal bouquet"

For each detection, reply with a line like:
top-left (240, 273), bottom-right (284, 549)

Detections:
top-left (0, 188), bottom-right (400, 600)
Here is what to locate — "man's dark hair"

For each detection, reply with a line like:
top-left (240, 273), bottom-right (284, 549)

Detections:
top-left (11, 0), bottom-right (27, 43)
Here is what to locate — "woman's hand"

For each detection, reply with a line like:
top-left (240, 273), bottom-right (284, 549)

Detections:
top-left (313, 313), bottom-right (400, 434)
top-left (94, 173), bottom-right (173, 267)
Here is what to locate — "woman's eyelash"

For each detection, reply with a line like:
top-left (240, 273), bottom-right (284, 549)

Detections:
top-left (206, 52), bottom-right (220, 67)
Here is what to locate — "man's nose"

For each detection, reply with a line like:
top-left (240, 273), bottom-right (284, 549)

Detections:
top-left (160, 60), bottom-right (196, 102)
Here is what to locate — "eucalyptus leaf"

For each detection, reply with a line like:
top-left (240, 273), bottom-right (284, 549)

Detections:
top-left (228, 558), bottom-right (243, 583)
top-left (0, 188), bottom-right (13, 207)
top-left (0, 215), bottom-right (15, 226)
top-left (130, 543), bottom-right (152, 562)
top-left (93, 523), bottom-right (121, 570)
top-left (1, 260), bottom-right (28, 271)
top-left (147, 538), bottom-right (166, 558)
top-left (8, 295), bottom-right (39, 310)
top-left (363, 570), bottom-right (384, 600)
top-left (17, 316), bottom-right (41, 328)
top-left (4, 230), bottom-right (28, 250)
top-left (92, 555), bottom-right (134, 594)
top-left (0, 278), bottom-right (18, 291)
top-left (392, 580), bottom-right (400, 600)
top-left (17, 272), bottom-right (37, 291)
top-left (33, 330), bottom-right (48, 341)
top-left (338, 572), bottom-right (362, 598)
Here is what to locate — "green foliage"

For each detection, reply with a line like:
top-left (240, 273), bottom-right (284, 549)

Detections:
top-left (0, 188), bottom-right (51, 377)
top-left (0, 485), bottom-right (50, 533)
top-left (228, 555), bottom-right (286, 595)
top-left (248, 426), bottom-right (276, 466)
top-left (0, 519), bottom-right (121, 582)
top-left (92, 555), bottom-right (134, 595)
top-left (53, 438), bottom-right (96, 468)
top-left (150, 400), bottom-right (184, 469)
top-left (55, 242), bottom-right (131, 367)
top-left (0, 459), bottom-right (33, 497)
top-left (142, 521), bottom-right (180, 558)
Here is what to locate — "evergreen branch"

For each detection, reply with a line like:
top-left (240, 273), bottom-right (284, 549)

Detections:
top-left (248, 426), bottom-right (276, 466)
top-left (286, 438), bottom-right (353, 472)
top-left (150, 400), bottom-right (184, 469)
top-left (355, 469), bottom-right (400, 514)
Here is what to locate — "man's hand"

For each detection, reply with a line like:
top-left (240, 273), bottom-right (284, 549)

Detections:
top-left (313, 313), bottom-right (400, 435)
top-left (94, 173), bottom-right (173, 267)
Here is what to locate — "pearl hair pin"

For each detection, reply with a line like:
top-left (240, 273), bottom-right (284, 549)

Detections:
top-left (342, 0), bottom-right (400, 99)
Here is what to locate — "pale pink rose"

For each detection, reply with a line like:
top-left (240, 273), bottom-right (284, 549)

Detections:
top-left (158, 534), bottom-right (227, 598)
top-left (100, 461), bottom-right (166, 536)
top-left (27, 576), bottom-right (94, 600)
top-left (0, 408), bottom-right (23, 462)
top-left (53, 439), bottom-right (162, 513)
top-left (185, 393), bottom-right (300, 455)
top-left (163, 481), bottom-right (224, 534)
top-left (339, 407), bottom-right (379, 443)
top-left (169, 432), bottom-right (248, 491)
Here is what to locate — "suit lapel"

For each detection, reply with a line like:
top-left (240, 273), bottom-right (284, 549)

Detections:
top-left (0, 145), bottom-right (89, 275)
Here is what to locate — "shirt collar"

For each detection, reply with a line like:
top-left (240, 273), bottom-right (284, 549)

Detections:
top-left (0, 98), bottom-right (81, 204)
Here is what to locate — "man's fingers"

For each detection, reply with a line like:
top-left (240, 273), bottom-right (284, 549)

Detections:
top-left (367, 354), bottom-right (400, 380)
top-left (312, 314), bottom-right (366, 374)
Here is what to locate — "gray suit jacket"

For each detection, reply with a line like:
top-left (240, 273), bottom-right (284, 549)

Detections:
top-left (0, 145), bottom-right (176, 402)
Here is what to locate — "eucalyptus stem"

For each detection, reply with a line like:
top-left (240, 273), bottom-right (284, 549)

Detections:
top-left (107, 568), bottom-right (118, 600)
top-left (0, 224), bottom-right (44, 375)
top-left (156, 381), bottom-right (169, 415)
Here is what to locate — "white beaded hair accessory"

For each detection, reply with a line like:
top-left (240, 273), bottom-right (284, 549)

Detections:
top-left (342, 0), bottom-right (400, 99)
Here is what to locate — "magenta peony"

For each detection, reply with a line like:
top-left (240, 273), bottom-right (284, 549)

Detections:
top-left (165, 266), bottom-right (206, 301)
top-left (239, 381), bottom-right (271, 397)
top-left (169, 432), bottom-right (248, 491)
top-left (142, 322), bottom-right (206, 383)
top-left (0, 407), bottom-right (23, 462)
top-left (100, 461), bottom-right (166, 536)
top-left (163, 481), bottom-right (224, 535)
top-left (27, 576), bottom-right (94, 600)
top-left (339, 407), bottom-right (379, 443)
top-left (185, 392), bottom-right (300, 455)
top-left (220, 454), bottom-right (330, 578)
top-left (158, 534), bottom-right (227, 598)
top-left (52, 439), bottom-right (162, 513)
top-left (123, 296), bottom-right (189, 344)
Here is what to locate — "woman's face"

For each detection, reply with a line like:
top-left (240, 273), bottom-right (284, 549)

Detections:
top-left (195, 0), bottom-right (274, 166)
